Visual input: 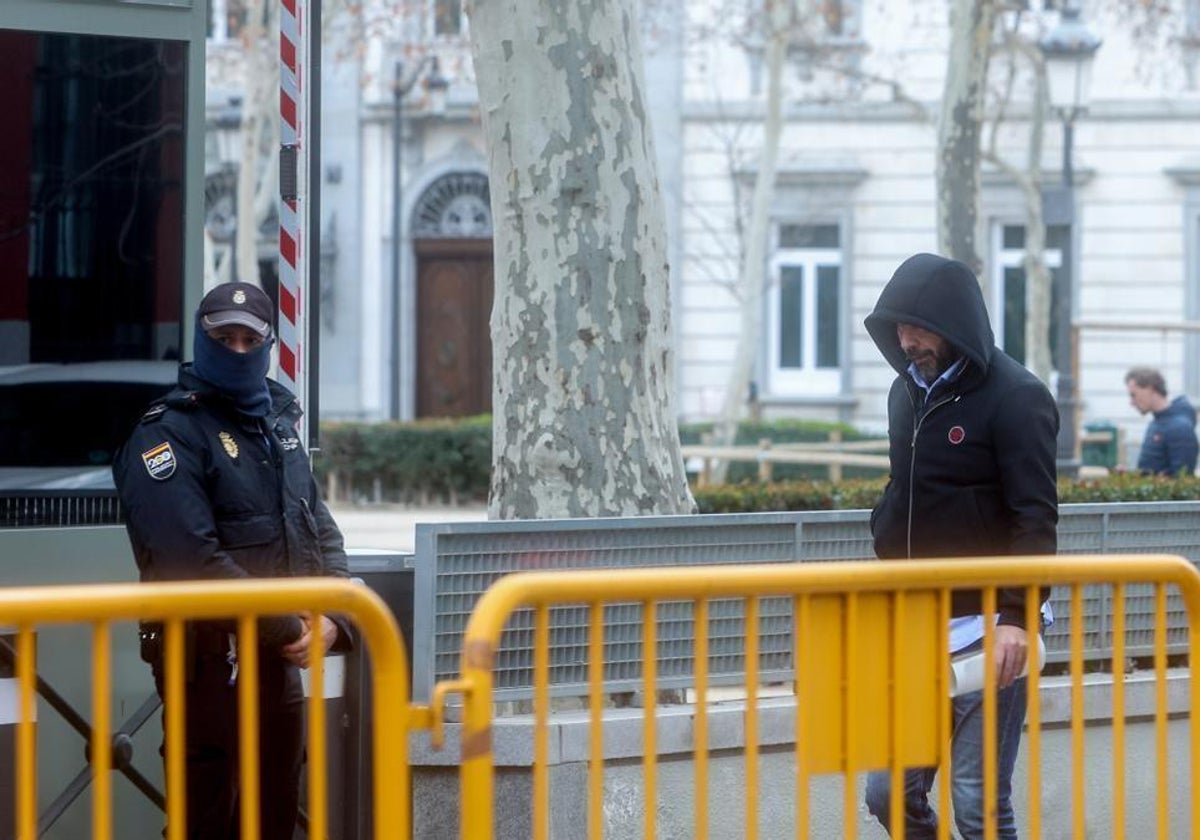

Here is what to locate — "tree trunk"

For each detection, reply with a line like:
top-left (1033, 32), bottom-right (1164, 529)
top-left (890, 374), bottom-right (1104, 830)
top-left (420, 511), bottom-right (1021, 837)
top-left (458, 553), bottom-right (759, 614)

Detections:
top-left (469, 0), bottom-right (695, 519)
top-left (235, 0), bottom-right (277, 285)
top-left (710, 0), bottom-right (791, 484)
top-left (936, 0), bottom-right (995, 274)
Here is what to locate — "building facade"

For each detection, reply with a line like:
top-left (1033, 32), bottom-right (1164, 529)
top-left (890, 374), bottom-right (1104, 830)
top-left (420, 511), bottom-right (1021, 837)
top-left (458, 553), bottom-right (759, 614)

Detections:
top-left (206, 0), bottom-right (1200, 466)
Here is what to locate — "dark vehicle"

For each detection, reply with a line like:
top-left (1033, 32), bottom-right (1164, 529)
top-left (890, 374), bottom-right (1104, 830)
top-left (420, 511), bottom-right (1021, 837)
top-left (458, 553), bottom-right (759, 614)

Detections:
top-left (0, 361), bottom-right (176, 493)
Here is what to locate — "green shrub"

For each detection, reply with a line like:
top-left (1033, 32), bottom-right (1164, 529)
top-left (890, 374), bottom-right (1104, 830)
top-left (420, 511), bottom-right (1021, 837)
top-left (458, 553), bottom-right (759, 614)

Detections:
top-left (1059, 471), bottom-right (1200, 503)
top-left (693, 478), bottom-right (887, 513)
top-left (315, 416), bottom-right (491, 504)
top-left (692, 472), bottom-right (1200, 514)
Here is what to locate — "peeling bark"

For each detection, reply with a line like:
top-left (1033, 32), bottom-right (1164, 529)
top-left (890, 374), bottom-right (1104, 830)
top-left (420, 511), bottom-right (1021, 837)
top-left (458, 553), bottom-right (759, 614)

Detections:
top-left (469, 0), bottom-right (695, 519)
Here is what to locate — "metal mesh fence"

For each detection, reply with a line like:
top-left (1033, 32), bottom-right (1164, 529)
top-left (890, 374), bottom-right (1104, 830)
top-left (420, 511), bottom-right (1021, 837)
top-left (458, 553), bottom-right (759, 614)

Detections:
top-left (406, 503), bottom-right (1200, 701)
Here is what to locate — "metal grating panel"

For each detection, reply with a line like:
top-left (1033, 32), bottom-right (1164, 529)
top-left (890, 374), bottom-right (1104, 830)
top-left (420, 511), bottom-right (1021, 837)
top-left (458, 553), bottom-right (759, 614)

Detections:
top-left (412, 503), bottom-right (1200, 701)
top-left (0, 492), bottom-right (123, 528)
top-left (414, 513), bottom-right (801, 701)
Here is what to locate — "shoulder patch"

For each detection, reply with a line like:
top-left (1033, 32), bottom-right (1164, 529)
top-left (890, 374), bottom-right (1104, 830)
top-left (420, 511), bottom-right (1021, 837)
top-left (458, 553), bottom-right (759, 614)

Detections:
top-left (141, 442), bottom-right (177, 480)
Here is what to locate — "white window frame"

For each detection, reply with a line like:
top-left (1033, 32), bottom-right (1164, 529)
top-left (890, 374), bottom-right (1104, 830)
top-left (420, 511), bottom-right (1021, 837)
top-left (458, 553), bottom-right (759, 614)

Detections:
top-left (990, 221), bottom-right (1063, 368)
top-left (766, 230), bottom-right (842, 396)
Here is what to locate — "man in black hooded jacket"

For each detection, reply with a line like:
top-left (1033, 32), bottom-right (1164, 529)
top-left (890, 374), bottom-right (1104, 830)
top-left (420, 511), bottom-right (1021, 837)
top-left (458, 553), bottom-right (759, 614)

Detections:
top-left (114, 281), bottom-right (351, 840)
top-left (862, 253), bottom-right (1058, 839)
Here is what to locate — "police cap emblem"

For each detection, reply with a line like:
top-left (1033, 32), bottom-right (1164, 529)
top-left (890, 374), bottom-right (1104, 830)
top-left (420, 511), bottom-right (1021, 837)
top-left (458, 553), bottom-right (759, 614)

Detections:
top-left (232, 289), bottom-right (247, 304)
top-left (141, 442), bottom-right (176, 480)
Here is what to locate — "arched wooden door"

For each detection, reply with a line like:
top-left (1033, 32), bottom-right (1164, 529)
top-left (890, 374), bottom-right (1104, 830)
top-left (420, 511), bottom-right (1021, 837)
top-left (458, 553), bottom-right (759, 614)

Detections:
top-left (414, 237), bottom-right (493, 417)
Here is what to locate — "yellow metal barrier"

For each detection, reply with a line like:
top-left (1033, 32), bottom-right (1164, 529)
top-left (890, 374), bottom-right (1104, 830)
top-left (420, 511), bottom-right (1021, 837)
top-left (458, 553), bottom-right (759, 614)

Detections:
top-left (0, 577), bottom-right (422, 840)
top-left (454, 554), bottom-right (1200, 840)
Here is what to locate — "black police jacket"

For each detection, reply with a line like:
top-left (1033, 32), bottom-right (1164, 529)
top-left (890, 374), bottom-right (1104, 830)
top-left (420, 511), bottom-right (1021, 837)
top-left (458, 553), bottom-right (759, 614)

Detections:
top-left (864, 254), bottom-right (1059, 627)
top-left (114, 365), bottom-right (351, 649)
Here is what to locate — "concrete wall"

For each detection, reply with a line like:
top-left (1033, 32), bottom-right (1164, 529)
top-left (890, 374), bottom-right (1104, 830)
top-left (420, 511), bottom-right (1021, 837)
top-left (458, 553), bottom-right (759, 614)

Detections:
top-left (0, 526), bottom-right (161, 840)
top-left (412, 672), bottom-right (1192, 839)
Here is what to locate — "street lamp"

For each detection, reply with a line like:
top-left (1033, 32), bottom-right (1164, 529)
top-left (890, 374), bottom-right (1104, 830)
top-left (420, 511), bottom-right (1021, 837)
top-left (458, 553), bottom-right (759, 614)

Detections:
top-left (1039, 5), bottom-right (1101, 477)
top-left (390, 56), bottom-right (449, 419)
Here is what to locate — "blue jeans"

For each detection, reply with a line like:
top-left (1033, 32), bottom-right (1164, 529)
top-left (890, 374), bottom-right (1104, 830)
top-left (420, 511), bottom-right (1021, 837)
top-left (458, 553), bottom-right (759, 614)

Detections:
top-left (864, 677), bottom-right (1027, 839)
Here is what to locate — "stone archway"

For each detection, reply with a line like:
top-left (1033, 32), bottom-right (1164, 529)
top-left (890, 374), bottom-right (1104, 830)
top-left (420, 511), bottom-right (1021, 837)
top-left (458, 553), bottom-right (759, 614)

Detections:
top-left (412, 172), bottom-right (494, 417)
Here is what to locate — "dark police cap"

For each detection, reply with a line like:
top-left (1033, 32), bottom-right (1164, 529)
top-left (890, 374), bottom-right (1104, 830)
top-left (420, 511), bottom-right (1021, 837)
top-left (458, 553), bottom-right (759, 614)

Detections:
top-left (198, 282), bottom-right (273, 338)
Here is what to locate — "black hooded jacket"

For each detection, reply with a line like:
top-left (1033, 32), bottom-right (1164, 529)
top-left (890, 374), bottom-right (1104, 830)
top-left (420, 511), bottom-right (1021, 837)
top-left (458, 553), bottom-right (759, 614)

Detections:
top-left (864, 253), bottom-right (1059, 627)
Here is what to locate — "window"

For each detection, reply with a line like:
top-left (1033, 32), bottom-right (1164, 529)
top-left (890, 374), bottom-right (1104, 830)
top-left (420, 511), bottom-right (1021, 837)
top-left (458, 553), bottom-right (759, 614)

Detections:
top-left (992, 223), bottom-right (1066, 368)
top-left (207, 0), bottom-right (250, 42)
top-left (767, 223), bottom-right (842, 395)
top-left (434, 0), bottom-right (464, 36)
top-left (0, 28), bottom-right (186, 497)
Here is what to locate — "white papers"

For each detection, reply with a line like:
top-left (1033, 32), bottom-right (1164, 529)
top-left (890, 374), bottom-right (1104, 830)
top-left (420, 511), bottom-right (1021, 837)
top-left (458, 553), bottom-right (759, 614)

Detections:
top-left (948, 634), bottom-right (1046, 697)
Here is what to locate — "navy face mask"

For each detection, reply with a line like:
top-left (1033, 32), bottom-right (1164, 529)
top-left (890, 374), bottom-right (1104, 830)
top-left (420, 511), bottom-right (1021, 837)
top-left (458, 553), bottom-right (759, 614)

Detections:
top-left (192, 319), bottom-right (273, 417)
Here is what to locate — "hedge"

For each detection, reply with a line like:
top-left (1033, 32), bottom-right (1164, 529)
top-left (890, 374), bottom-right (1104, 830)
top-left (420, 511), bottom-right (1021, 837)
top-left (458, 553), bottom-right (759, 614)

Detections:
top-left (692, 472), bottom-right (1200, 513)
top-left (315, 416), bottom-right (1200, 508)
top-left (315, 416), bottom-right (491, 504)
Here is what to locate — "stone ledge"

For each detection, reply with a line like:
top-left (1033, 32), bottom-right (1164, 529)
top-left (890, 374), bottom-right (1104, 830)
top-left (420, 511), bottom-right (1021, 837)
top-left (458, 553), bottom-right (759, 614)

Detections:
top-left (409, 669), bottom-right (1189, 767)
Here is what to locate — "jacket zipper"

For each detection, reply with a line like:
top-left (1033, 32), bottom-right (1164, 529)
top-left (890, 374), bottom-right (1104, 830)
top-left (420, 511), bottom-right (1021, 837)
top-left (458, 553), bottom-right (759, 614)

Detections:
top-left (905, 389), bottom-right (961, 559)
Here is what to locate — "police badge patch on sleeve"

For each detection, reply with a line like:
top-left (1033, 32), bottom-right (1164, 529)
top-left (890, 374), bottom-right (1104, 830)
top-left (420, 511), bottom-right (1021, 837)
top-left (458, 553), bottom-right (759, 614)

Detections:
top-left (141, 442), bottom-right (176, 480)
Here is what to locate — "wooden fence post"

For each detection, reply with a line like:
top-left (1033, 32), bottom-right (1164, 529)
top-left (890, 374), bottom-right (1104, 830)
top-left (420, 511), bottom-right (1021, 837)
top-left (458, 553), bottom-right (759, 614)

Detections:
top-left (828, 430), bottom-right (843, 483)
top-left (758, 438), bottom-right (772, 483)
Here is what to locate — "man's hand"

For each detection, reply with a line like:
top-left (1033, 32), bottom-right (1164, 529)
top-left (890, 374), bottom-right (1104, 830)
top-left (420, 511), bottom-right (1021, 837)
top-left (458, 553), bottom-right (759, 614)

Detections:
top-left (992, 624), bottom-right (1028, 689)
top-left (280, 613), bottom-right (339, 668)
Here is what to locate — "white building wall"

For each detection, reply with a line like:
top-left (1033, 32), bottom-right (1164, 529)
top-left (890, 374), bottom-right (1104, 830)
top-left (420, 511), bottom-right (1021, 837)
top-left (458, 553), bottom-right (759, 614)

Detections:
top-left (673, 0), bottom-right (1200, 463)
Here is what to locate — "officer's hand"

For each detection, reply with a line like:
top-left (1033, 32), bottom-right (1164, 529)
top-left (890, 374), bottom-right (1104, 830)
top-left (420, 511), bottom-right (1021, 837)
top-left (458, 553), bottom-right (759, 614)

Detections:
top-left (280, 615), bottom-right (338, 668)
top-left (992, 624), bottom-right (1028, 689)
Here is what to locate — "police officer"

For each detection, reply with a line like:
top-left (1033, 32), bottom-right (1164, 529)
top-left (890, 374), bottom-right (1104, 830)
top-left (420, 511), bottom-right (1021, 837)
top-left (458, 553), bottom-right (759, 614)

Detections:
top-left (114, 281), bottom-right (351, 840)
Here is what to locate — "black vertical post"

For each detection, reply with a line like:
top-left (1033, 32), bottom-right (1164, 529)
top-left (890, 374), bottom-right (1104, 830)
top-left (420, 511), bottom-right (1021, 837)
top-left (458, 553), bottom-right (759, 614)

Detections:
top-left (1055, 117), bottom-right (1079, 476)
top-left (308, 0), bottom-right (323, 451)
top-left (390, 61), bottom-right (404, 421)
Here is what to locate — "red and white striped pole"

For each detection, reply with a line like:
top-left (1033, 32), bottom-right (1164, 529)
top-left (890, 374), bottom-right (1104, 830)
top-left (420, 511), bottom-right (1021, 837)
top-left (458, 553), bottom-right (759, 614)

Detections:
top-left (279, 0), bottom-right (309, 443)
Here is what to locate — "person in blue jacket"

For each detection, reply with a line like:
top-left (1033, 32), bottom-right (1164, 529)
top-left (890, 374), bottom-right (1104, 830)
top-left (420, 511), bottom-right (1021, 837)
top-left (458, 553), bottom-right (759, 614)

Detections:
top-left (114, 281), bottom-right (351, 840)
top-left (863, 253), bottom-right (1058, 840)
top-left (1125, 367), bottom-right (1199, 476)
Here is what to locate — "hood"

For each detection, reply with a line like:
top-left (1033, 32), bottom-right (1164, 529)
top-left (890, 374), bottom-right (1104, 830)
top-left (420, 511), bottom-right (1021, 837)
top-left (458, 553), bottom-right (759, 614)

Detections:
top-left (1161, 395), bottom-right (1197, 425)
top-left (864, 253), bottom-right (995, 376)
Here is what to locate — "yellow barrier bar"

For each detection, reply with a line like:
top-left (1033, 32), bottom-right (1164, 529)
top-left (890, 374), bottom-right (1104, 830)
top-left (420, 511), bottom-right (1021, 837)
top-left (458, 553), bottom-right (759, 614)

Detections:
top-left (843, 592), bottom-right (857, 840)
top-left (1191, 605), bottom-right (1200, 839)
top-left (1154, 583), bottom-right (1168, 840)
top-left (982, 588), bottom-right (997, 840)
top-left (237, 616), bottom-right (261, 840)
top-left (1070, 584), bottom-right (1084, 839)
top-left (1024, 587), bottom-right (1042, 839)
top-left (92, 621), bottom-right (113, 840)
top-left (0, 579), bottom-right (409, 840)
top-left (642, 601), bottom-right (657, 840)
top-left (936, 589), bottom-right (949, 840)
top-left (534, 603), bottom-right (550, 840)
top-left (307, 612), bottom-right (328, 840)
top-left (1111, 583), bottom-right (1126, 836)
top-left (16, 625), bottom-right (34, 840)
top-left (588, 601), bottom-right (603, 840)
top-left (164, 618), bottom-right (186, 840)
top-left (794, 595), bottom-right (809, 840)
top-left (744, 597), bottom-right (759, 840)
top-left (694, 598), bottom-right (709, 840)
top-left (888, 591), bottom-right (905, 840)
top-left (453, 554), bottom-right (1200, 840)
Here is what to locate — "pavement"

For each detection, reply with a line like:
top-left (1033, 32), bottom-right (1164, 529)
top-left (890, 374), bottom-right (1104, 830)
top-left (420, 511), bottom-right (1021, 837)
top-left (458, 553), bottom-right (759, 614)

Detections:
top-left (327, 503), bottom-right (488, 553)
